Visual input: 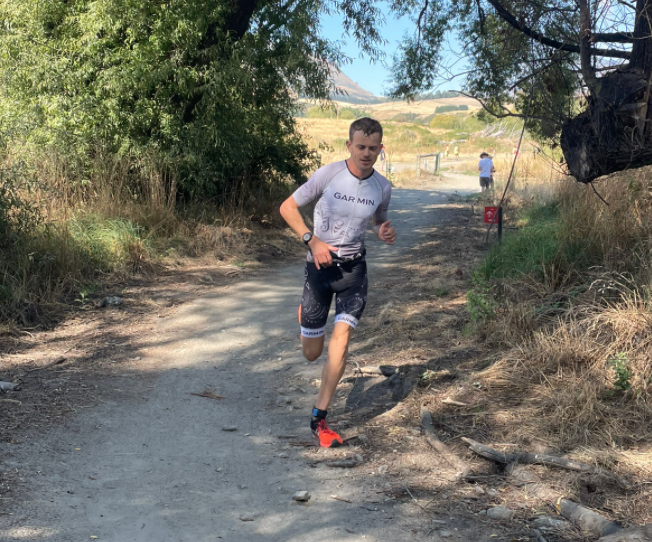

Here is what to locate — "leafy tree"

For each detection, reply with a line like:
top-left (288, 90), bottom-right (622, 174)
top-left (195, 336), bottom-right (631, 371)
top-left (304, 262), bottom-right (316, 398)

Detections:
top-left (0, 0), bottom-right (382, 202)
top-left (386, 0), bottom-right (652, 183)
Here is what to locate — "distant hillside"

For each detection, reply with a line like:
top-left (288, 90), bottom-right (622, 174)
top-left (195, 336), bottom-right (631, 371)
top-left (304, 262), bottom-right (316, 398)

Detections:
top-left (329, 66), bottom-right (385, 104)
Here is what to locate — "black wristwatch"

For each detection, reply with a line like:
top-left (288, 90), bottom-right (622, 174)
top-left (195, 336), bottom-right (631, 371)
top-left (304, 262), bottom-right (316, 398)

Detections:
top-left (302, 232), bottom-right (313, 245)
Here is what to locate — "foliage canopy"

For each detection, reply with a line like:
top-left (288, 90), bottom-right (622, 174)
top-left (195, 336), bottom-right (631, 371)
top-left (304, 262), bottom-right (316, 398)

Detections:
top-left (0, 0), bottom-right (373, 200)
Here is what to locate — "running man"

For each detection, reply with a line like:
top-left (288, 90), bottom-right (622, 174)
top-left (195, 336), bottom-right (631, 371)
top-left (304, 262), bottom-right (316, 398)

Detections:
top-left (478, 152), bottom-right (495, 192)
top-left (279, 117), bottom-right (396, 448)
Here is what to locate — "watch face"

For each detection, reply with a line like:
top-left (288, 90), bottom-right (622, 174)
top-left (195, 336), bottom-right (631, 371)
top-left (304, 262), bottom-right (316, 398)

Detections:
top-left (303, 233), bottom-right (312, 243)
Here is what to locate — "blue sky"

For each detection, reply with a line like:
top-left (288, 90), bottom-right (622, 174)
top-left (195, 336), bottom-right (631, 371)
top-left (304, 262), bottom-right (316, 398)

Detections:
top-left (319, 7), bottom-right (465, 97)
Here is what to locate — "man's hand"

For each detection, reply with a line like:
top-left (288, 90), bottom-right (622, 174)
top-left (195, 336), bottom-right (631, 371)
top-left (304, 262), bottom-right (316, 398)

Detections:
top-left (377, 221), bottom-right (396, 245)
top-left (308, 237), bottom-right (339, 270)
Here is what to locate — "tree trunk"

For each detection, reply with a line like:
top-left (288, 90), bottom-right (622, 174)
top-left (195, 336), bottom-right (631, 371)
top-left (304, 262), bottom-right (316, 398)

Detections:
top-left (561, 0), bottom-right (652, 183)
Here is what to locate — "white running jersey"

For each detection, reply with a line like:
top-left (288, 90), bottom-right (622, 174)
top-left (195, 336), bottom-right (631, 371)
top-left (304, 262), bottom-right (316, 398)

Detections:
top-left (292, 161), bottom-right (392, 261)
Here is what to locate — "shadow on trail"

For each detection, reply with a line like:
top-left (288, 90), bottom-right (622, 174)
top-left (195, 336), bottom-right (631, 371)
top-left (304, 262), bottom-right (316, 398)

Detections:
top-left (0, 182), bottom-right (527, 542)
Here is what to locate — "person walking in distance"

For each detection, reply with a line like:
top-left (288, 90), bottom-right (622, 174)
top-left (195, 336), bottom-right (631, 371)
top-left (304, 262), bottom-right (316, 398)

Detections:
top-left (279, 118), bottom-right (396, 448)
top-left (478, 152), bottom-right (496, 192)
top-left (454, 145), bottom-right (459, 160)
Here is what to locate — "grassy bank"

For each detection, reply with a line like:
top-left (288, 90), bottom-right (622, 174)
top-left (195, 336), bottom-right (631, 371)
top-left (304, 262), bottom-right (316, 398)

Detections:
top-left (0, 160), bottom-right (300, 331)
top-left (469, 168), bottom-right (652, 450)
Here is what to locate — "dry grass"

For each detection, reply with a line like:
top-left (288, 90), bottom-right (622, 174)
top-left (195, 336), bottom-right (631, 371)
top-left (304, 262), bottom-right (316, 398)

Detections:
top-left (296, 118), bottom-right (532, 169)
top-left (468, 170), bottom-right (652, 455)
top-left (479, 297), bottom-right (652, 448)
top-left (0, 152), bottom-right (302, 329)
top-left (330, 170), bottom-right (652, 529)
top-left (444, 152), bottom-right (560, 191)
top-left (304, 96), bottom-right (482, 122)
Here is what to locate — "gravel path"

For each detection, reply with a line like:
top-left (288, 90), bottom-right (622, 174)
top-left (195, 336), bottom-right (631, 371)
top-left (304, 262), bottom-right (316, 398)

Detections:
top-left (1, 173), bottom-right (495, 542)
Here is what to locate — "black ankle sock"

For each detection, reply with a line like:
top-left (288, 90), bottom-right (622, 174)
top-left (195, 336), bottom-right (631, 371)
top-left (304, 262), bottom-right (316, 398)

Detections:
top-left (310, 407), bottom-right (327, 431)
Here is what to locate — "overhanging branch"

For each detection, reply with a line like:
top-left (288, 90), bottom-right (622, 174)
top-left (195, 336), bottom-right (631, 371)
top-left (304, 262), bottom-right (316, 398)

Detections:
top-left (592, 32), bottom-right (635, 43)
top-left (487, 0), bottom-right (631, 59)
top-left (456, 91), bottom-right (558, 123)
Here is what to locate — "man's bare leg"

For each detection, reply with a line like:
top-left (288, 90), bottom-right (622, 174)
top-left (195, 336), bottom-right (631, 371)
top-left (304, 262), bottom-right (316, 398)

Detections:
top-left (315, 322), bottom-right (354, 410)
top-left (301, 336), bottom-right (324, 362)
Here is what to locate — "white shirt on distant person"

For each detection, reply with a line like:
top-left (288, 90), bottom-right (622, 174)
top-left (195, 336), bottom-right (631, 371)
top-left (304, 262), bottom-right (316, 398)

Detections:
top-left (478, 157), bottom-right (494, 177)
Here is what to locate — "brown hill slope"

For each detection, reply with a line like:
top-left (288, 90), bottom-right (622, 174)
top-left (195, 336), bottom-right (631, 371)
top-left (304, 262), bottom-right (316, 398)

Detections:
top-left (329, 66), bottom-right (384, 104)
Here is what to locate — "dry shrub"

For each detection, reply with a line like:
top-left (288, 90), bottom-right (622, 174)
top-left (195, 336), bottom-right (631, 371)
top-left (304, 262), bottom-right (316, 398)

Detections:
top-left (480, 297), bottom-right (652, 449)
top-left (556, 167), bottom-right (652, 280)
top-left (1, 149), bottom-right (299, 327)
top-left (478, 168), bottom-right (652, 450)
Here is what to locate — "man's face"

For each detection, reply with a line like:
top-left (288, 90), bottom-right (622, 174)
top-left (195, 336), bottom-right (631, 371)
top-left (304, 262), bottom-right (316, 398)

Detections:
top-left (346, 130), bottom-right (382, 174)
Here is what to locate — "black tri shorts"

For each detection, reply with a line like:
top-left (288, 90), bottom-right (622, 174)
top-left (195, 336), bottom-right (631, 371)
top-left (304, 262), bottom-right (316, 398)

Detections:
top-left (300, 254), bottom-right (367, 338)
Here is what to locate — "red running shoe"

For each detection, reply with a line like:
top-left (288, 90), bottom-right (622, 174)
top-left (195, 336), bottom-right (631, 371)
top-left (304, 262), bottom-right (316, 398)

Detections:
top-left (312, 419), bottom-right (343, 448)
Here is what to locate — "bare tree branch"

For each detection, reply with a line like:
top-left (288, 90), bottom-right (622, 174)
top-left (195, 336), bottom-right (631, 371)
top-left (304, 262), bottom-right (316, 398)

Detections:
top-left (579, 0), bottom-right (597, 88)
top-left (592, 31), bottom-right (635, 42)
top-left (486, 0), bottom-right (632, 59)
top-left (456, 91), bottom-right (558, 122)
top-left (416, 0), bottom-right (430, 53)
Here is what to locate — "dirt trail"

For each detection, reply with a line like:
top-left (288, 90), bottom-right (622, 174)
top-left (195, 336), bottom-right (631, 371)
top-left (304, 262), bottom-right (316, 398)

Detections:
top-left (0, 172), bottom-right (505, 542)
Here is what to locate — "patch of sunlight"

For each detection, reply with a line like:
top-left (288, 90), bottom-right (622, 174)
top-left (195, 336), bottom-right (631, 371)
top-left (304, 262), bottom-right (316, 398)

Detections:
top-left (2, 526), bottom-right (59, 539)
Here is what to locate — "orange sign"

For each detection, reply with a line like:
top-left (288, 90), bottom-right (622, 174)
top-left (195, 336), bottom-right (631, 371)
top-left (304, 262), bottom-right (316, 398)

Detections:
top-left (484, 206), bottom-right (498, 224)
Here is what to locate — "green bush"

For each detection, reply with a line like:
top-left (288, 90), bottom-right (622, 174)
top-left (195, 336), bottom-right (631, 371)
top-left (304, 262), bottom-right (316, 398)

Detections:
top-left (306, 106), bottom-right (337, 119)
top-left (478, 201), bottom-right (561, 280)
top-left (608, 353), bottom-right (633, 391)
top-left (435, 104), bottom-right (469, 114)
top-left (0, 0), bottom-right (323, 203)
top-left (430, 115), bottom-right (460, 130)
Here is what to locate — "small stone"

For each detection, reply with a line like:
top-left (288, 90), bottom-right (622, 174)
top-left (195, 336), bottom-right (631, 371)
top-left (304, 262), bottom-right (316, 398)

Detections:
top-left (95, 296), bottom-right (123, 308)
top-left (472, 485), bottom-right (485, 495)
top-left (276, 395), bottom-right (292, 406)
top-left (486, 489), bottom-right (497, 496)
top-left (532, 516), bottom-right (570, 529)
top-left (42, 379), bottom-right (66, 390)
top-left (277, 452), bottom-right (289, 458)
top-left (486, 506), bottom-right (514, 521)
top-left (239, 514), bottom-right (256, 521)
top-left (292, 491), bottom-right (310, 502)
top-left (222, 426), bottom-right (238, 432)
top-left (354, 454), bottom-right (364, 463)
top-left (439, 530), bottom-right (453, 538)
top-left (378, 465), bottom-right (388, 474)
top-left (358, 434), bottom-right (368, 443)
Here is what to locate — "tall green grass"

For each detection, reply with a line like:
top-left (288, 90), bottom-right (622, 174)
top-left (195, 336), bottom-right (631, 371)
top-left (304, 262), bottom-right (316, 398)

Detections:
top-left (0, 213), bottom-right (150, 326)
top-left (478, 201), bottom-right (561, 280)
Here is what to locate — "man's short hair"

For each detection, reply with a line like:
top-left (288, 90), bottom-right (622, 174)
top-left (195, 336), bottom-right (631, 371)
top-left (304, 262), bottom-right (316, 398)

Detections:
top-left (480, 152), bottom-right (489, 158)
top-left (349, 118), bottom-right (383, 142)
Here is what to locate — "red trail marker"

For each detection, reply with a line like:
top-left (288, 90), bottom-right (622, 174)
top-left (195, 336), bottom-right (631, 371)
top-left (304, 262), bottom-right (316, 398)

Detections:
top-left (484, 206), bottom-right (498, 224)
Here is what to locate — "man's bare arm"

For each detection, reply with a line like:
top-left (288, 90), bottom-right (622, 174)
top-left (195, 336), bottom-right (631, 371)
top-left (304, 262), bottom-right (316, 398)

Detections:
top-left (279, 196), bottom-right (338, 269)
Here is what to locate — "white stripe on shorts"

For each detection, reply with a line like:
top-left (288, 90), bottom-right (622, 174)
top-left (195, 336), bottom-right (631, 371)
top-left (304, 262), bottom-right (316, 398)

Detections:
top-left (301, 326), bottom-right (325, 338)
top-left (334, 314), bottom-right (359, 329)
